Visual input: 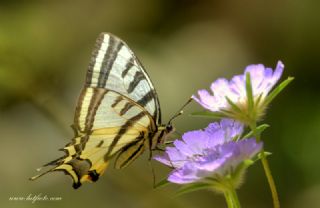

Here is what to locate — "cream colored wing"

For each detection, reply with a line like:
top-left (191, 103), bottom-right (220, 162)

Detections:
top-left (83, 32), bottom-right (161, 127)
top-left (31, 89), bottom-right (154, 189)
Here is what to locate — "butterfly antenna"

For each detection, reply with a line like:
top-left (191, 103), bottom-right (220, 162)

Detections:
top-left (168, 97), bottom-right (193, 124)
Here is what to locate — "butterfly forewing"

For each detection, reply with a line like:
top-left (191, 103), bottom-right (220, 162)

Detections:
top-left (84, 33), bottom-right (161, 126)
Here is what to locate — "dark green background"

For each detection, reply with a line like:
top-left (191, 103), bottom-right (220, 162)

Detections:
top-left (1, 1), bottom-right (319, 207)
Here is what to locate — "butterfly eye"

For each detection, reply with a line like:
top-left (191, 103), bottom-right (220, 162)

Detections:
top-left (166, 125), bottom-right (173, 132)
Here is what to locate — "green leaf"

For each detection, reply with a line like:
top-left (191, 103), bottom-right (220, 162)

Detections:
top-left (257, 151), bottom-right (272, 160)
top-left (242, 159), bottom-right (255, 167)
top-left (190, 111), bottom-right (224, 119)
top-left (219, 109), bottom-right (237, 118)
top-left (245, 72), bottom-right (254, 112)
top-left (252, 151), bottom-right (272, 163)
top-left (243, 124), bottom-right (270, 138)
top-left (225, 96), bottom-right (242, 113)
top-left (255, 93), bottom-right (263, 107)
top-left (264, 77), bottom-right (294, 105)
top-left (175, 183), bottom-right (212, 197)
top-left (154, 178), bottom-right (170, 189)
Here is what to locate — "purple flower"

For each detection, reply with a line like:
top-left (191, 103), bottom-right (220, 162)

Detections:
top-left (154, 119), bottom-right (262, 184)
top-left (192, 61), bottom-right (284, 123)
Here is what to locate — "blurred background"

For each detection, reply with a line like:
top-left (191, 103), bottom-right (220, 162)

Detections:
top-left (1, 0), bottom-right (319, 207)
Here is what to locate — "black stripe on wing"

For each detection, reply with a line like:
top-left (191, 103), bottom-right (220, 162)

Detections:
top-left (97, 38), bottom-right (123, 87)
top-left (136, 90), bottom-right (156, 108)
top-left (104, 112), bottom-right (146, 161)
top-left (127, 71), bottom-right (146, 93)
top-left (121, 57), bottom-right (134, 78)
top-left (84, 88), bottom-right (107, 132)
top-left (86, 33), bottom-right (124, 87)
top-left (86, 34), bottom-right (104, 86)
top-left (114, 139), bottom-right (145, 169)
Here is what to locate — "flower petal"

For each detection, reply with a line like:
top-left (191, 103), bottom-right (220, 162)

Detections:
top-left (219, 139), bottom-right (263, 171)
top-left (181, 130), bottom-right (211, 153)
top-left (237, 138), bottom-right (263, 158)
top-left (192, 89), bottom-right (216, 111)
top-left (153, 153), bottom-right (171, 166)
top-left (271, 61), bottom-right (284, 86)
top-left (193, 61), bottom-right (285, 123)
top-left (156, 120), bottom-right (262, 184)
top-left (168, 163), bottom-right (201, 184)
top-left (219, 119), bottom-right (244, 140)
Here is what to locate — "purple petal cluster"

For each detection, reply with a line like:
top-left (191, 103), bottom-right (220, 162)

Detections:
top-left (154, 119), bottom-right (262, 184)
top-left (192, 61), bottom-right (284, 112)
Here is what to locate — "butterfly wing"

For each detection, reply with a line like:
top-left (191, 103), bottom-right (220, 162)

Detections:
top-left (31, 89), bottom-right (154, 188)
top-left (31, 33), bottom-right (162, 188)
top-left (81, 32), bottom-right (161, 127)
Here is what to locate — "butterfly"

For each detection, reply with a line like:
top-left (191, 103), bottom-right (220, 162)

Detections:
top-left (30, 33), bottom-right (190, 189)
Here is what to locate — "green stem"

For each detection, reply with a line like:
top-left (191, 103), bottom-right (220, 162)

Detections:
top-left (224, 191), bottom-right (234, 208)
top-left (229, 187), bottom-right (241, 208)
top-left (260, 151), bottom-right (280, 208)
top-left (250, 123), bottom-right (280, 208)
top-left (223, 187), bottom-right (241, 208)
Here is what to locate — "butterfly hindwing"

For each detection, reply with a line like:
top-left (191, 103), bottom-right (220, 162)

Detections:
top-left (114, 134), bottom-right (146, 169)
top-left (32, 90), bottom-right (154, 188)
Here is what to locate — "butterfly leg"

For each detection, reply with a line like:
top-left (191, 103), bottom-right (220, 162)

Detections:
top-left (153, 146), bottom-right (165, 152)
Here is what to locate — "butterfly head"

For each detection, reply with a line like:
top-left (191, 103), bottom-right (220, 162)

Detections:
top-left (155, 123), bottom-right (175, 147)
top-left (159, 123), bottom-right (175, 136)
top-left (157, 98), bottom-right (193, 144)
top-left (165, 123), bottom-right (174, 133)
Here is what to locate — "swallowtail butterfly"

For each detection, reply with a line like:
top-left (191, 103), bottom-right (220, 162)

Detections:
top-left (30, 33), bottom-right (188, 189)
